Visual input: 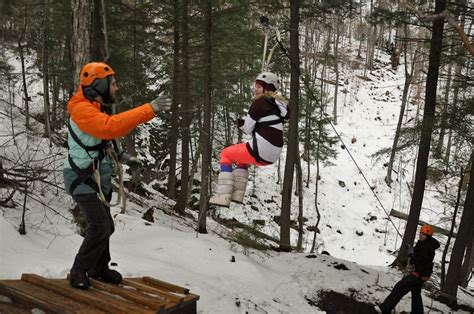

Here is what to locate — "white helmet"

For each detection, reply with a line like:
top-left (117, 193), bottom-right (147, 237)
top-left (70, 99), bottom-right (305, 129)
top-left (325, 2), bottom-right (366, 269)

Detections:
top-left (256, 72), bottom-right (280, 91)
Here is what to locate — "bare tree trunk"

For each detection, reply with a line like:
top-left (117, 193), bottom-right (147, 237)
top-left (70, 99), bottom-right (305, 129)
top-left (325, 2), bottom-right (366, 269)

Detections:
top-left (167, 0), bottom-right (181, 199)
top-left (91, 0), bottom-right (103, 60)
top-left (442, 150), bottom-right (474, 301)
top-left (434, 62), bottom-right (452, 158)
top-left (280, 0), bottom-right (300, 252)
top-left (72, 0), bottom-right (92, 89)
top-left (392, 0), bottom-right (446, 269)
top-left (333, 19), bottom-right (341, 125)
top-left (385, 27), bottom-right (415, 187)
top-left (310, 107), bottom-right (323, 254)
top-left (18, 0), bottom-right (30, 129)
top-left (441, 168), bottom-right (465, 288)
top-left (101, 0), bottom-right (109, 61)
top-left (296, 151), bottom-right (304, 251)
top-left (41, 0), bottom-right (52, 144)
top-left (444, 62), bottom-right (462, 170)
top-left (174, 0), bottom-right (190, 215)
top-left (198, 0), bottom-right (212, 234)
top-left (460, 229), bottom-right (473, 287)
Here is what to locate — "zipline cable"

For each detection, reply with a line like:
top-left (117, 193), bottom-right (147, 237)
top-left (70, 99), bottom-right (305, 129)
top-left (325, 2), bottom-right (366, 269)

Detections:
top-left (263, 18), bottom-right (404, 238)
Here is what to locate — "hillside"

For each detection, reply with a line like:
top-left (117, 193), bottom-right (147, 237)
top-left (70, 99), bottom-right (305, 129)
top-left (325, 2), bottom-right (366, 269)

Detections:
top-left (0, 45), bottom-right (473, 312)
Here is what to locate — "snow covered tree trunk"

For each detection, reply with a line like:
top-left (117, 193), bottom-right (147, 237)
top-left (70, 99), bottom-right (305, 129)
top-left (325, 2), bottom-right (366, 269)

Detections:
top-left (442, 150), bottom-right (474, 300)
top-left (280, 0), bottom-right (300, 252)
top-left (392, 0), bottom-right (446, 269)
top-left (198, 0), bottom-right (212, 234)
top-left (174, 0), bottom-right (190, 215)
top-left (72, 0), bottom-right (92, 89)
top-left (167, 0), bottom-right (181, 200)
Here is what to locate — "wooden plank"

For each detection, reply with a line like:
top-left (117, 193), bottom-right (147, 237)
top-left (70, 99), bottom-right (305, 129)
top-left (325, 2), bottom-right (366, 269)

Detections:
top-left (20, 274), bottom-right (154, 314)
top-left (0, 301), bottom-right (31, 314)
top-left (389, 209), bottom-right (457, 237)
top-left (142, 277), bottom-right (189, 295)
top-left (0, 279), bottom-right (103, 314)
top-left (122, 279), bottom-right (184, 303)
top-left (89, 278), bottom-right (167, 311)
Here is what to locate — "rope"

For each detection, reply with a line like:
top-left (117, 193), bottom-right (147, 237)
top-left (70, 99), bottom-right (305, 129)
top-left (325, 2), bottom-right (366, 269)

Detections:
top-left (273, 31), bottom-right (404, 238)
top-left (93, 147), bottom-right (126, 212)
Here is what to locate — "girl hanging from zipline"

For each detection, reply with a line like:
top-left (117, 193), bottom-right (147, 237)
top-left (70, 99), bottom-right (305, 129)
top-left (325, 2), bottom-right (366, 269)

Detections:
top-left (209, 72), bottom-right (290, 207)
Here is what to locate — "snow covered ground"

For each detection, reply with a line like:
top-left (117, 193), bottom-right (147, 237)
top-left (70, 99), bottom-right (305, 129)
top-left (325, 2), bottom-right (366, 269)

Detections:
top-left (1, 45), bottom-right (473, 312)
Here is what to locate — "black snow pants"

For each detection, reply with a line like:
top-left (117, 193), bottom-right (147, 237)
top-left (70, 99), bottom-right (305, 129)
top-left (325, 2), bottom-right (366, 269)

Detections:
top-left (380, 274), bottom-right (424, 314)
top-left (71, 192), bottom-right (114, 274)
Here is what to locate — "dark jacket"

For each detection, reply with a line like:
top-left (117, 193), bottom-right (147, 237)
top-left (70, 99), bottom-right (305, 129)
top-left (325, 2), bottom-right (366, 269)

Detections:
top-left (410, 236), bottom-right (440, 277)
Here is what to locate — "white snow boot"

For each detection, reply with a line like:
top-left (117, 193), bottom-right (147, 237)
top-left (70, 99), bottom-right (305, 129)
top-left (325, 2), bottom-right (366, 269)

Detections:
top-left (231, 168), bottom-right (249, 204)
top-left (209, 172), bottom-right (233, 207)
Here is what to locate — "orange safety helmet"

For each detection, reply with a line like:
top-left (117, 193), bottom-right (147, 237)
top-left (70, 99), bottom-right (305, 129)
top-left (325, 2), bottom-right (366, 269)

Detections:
top-left (80, 62), bottom-right (115, 87)
top-left (420, 224), bottom-right (434, 236)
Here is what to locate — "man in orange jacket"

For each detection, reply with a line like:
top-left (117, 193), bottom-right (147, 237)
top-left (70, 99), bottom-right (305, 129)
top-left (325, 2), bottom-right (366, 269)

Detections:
top-left (64, 62), bottom-right (170, 289)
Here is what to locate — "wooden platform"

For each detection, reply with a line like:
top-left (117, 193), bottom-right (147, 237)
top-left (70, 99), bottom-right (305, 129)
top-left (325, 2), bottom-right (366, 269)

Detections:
top-left (0, 273), bottom-right (199, 313)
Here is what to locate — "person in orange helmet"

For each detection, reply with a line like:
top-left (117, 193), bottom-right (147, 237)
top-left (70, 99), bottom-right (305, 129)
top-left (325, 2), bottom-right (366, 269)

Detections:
top-left (64, 62), bottom-right (171, 289)
top-left (379, 224), bottom-right (440, 313)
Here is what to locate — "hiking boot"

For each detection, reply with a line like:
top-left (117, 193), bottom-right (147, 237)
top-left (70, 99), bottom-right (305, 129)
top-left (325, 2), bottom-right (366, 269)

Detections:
top-left (69, 269), bottom-right (90, 289)
top-left (209, 172), bottom-right (233, 207)
top-left (231, 168), bottom-right (248, 204)
top-left (209, 193), bottom-right (232, 207)
top-left (89, 268), bottom-right (122, 284)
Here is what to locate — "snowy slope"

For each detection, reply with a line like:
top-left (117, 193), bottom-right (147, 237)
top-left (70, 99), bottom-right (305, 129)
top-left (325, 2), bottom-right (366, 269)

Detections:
top-left (1, 44), bottom-right (473, 313)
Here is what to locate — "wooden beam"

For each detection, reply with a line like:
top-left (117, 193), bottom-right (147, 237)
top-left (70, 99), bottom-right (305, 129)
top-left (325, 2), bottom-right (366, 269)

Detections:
top-left (142, 276), bottom-right (190, 295)
top-left (389, 209), bottom-right (457, 237)
top-left (0, 279), bottom-right (102, 313)
top-left (20, 274), bottom-right (153, 314)
top-left (122, 278), bottom-right (184, 304)
top-left (89, 278), bottom-right (167, 311)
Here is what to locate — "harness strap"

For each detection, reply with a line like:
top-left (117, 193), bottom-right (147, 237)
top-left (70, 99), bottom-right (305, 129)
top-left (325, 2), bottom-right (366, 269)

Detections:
top-left (68, 122), bottom-right (107, 153)
top-left (250, 97), bottom-right (285, 164)
top-left (68, 154), bottom-right (100, 194)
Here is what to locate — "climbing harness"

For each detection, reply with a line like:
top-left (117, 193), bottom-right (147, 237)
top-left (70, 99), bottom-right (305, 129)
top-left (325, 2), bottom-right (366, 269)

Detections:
top-left (67, 107), bottom-right (126, 211)
top-left (249, 96), bottom-right (287, 164)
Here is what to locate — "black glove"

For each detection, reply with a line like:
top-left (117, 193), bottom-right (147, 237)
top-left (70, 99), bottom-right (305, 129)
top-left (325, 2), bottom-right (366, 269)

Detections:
top-left (236, 119), bottom-right (244, 127)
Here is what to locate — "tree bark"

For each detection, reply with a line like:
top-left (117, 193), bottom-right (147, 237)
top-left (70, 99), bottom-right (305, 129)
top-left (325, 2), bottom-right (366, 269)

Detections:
top-left (333, 19), bottom-right (341, 125)
top-left (441, 168), bottom-right (465, 288)
top-left (72, 0), bottom-right (92, 89)
top-left (167, 0), bottom-right (181, 200)
top-left (91, 0), bottom-right (104, 60)
top-left (280, 0), bottom-right (300, 252)
top-left (41, 0), bottom-right (52, 143)
top-left (296, 151), bottom-right (304, 251)
top-left (173, 0), bottom-right (190, 215)
top-left (392, 0), bottom-right (446, 269)
top-left (460, 229), bottom-right (473, 287)
top-left (18, 0), bottom-right (29, 129)
top-left (198, 0), bottom-right (212, 234)
top-left (442, 150), bottom-right (474, 299)
top-left (385, 26), bottom-right (415, 187)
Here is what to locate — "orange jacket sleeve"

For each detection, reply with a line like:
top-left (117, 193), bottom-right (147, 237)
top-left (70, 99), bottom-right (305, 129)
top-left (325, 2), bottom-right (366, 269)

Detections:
top-left (69, 100), bottom-right (156, 140)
